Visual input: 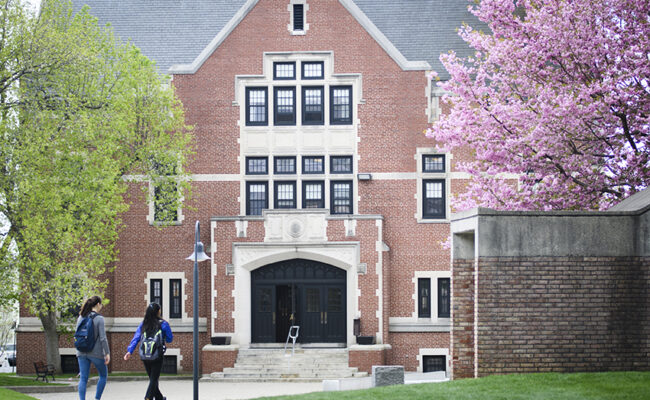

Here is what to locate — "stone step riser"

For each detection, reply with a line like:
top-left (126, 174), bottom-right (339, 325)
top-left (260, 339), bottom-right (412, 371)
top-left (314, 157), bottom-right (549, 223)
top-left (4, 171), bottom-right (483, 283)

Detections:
top-left (223, 373), bottom-right (356, 379)
top-left (237, 356), bottom-right (348, 363)
top-left (236, 360), bottom-right (348, 365)
top-left (225, 349), bottom-right (354, 380)
top-left (225, 367), bottom-right (358, 374)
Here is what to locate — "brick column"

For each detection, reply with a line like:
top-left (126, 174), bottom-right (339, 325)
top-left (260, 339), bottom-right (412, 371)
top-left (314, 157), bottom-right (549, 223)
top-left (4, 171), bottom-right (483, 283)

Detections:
top-left (452, 259), bottom-right (475, 379)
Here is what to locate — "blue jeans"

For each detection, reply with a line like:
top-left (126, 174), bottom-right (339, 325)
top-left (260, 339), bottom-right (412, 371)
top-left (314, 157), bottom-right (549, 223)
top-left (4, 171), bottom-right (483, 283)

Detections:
top-left (77, 355), bottom-right (107, 400)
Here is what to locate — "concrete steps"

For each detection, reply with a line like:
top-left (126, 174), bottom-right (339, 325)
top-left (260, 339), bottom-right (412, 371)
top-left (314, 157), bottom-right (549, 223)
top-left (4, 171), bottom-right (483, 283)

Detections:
top-left (209, 347), bottom-right (366, 381)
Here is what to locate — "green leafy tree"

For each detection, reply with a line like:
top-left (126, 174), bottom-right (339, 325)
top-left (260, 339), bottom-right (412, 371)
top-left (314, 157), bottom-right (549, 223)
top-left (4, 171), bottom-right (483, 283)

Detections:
top-left (0, 0), bottom-right (192, 371)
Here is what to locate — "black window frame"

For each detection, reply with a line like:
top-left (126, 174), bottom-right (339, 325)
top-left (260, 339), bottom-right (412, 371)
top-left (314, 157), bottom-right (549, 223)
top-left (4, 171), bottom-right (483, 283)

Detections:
top-left (274, 181), bottom-right (297, 209)
top-left (302, 156), bottom-right (324, 174)
top-left (293, 4), bottom-right (305, 31)
top-left (245, 87), bottom-right (268, 126)
top-left (169, 279), bottom-right (182, 319)
top-left (438, 277), bottom-right (450, 318)
top-left (330, 180), bottom-right (353, 215)
top-left (423, 179), bottom-right (446, 219)
top-left (418, 278), bottom-right (431, 318)
top-left (274, 156), bottom-right (296, 175)
top-left (273, 62), bottom-right (296, 80)
top-left (302, 180), bottom-right (325, 209)
top-left (302, 86), bottom-right (324, 125)
top-left (274, 86), bottom-right (296, 126)
top-left (330, 155), bottom-right (353, 174)
top-left (330, 85), bottom-right (353, 125)
top-left (150, 279), bottom-right (163, 309)
top-left (246, 181), bottom-right (268, 216)
top-left (423, 355), bottom-right (446, 373)
top-left (423, 154), bottom-right (446, 173)
top-left (301, 61), bottom-right (324, 79)
top-left (245, 156), bottom-right (268, 175)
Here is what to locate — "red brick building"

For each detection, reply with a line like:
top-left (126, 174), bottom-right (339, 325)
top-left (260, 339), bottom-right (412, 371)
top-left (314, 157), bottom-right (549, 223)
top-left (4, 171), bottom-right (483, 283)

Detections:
top-left (18, 0), bottom-right (482, 377)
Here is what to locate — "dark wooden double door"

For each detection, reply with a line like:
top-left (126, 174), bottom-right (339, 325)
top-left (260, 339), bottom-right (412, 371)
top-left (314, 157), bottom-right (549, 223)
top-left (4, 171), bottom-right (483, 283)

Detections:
top-left (252, 259), bottom-right (346, 343)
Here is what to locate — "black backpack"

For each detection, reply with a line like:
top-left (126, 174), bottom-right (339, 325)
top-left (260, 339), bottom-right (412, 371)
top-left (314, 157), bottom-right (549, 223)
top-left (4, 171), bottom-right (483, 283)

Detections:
top-left (74, 313), bottom-right (97, 352)
top-left (139, 324), bottom-right (165, 361)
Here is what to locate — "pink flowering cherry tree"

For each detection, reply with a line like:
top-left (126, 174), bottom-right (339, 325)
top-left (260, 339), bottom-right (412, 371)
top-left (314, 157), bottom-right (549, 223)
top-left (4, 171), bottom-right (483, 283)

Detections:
top-left (427, 0), bottom-right (649, 211)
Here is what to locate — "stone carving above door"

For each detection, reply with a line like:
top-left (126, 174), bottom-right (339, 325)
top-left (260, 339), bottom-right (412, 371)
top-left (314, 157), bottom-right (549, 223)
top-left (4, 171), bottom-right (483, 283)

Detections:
top-left (263, 210), bottom-right (328, 242)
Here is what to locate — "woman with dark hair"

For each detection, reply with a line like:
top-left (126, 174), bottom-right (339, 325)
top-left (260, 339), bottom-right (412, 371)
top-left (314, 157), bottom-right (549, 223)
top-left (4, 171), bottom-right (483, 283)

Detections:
top-left (76, 295), bottom-right (110, 400)
top-left (124, 303), bottom-right (173, 400)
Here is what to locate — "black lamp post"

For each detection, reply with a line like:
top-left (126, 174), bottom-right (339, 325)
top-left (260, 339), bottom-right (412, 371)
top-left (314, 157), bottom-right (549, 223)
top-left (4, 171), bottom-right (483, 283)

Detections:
top-left (186, 220), bottom-right (210, 400)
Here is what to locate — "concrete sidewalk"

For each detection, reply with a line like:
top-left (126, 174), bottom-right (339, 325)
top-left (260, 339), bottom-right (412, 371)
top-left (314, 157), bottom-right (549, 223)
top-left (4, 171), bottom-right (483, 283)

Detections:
top-left (29, 379), bottom-right (323, 400)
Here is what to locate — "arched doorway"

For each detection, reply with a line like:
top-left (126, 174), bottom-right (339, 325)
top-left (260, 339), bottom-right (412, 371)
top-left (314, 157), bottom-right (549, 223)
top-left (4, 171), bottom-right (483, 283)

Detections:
top-left (251, 259), bottom-right (346, 343)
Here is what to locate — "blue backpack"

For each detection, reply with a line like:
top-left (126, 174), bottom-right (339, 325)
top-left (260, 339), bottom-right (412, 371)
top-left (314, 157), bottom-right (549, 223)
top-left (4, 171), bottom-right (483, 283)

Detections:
top-left (74, 313), bottom-right (97, 352)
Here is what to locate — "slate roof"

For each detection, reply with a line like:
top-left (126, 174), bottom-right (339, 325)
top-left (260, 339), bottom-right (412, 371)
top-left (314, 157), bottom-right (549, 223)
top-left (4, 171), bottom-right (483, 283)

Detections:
top-left (71, 0), bottom-right (483, 79)
top-left (607, 188), bottom-right (650, 212)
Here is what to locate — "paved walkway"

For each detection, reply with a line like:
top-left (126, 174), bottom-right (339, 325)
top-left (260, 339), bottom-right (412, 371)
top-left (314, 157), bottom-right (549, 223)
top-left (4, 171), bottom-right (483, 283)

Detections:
top-left (29, 379), bottom-right (323, 400)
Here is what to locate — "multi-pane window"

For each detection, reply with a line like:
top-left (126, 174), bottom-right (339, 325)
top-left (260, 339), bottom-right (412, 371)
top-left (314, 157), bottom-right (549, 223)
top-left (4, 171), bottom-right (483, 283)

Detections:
top-left (423, 355), bottom-right (446, 373)
top-left (303, 156), bottom-right (324, 174)
top-left (423, 155), bottom-right (445, 173)
top-left (273, 62), bottom-right (295, 80)
top-left (150, 279), bottom-right (163, 309)
top-left (330, 156), bottom-right (353, 173)
top-left (274, 156), bottom-right (296, 174)
top-left (418, 278), bottom-right (431, 318)
top-left (246, 87), bottom-right (268, 126)
top-left (246, 157), bottom-right (268, 175)
top-left (303, 181), bottom-right (324, 208)
top-left (331, 181), bottom-right (352, 214)
top-left (423, 179), bottom-right (446, 219)
top-left (302, 86), bottom-right (324, 125)
top-left (302, 61), bottom-right (324, 79)
top-left (246, 182), bottom-right (268, 215)
top-left (330, 86), bottom-right (352, 125)
top-left (438, 278), bottom-right (450, 318)
top-left (169, 279), bottom-right (182, 319)
top-left (293, 4), bottom-right (304, 31)
top-left (274, 87), bottom-right (296, 125)
top-left (274, 181), bottom-right (296, 209)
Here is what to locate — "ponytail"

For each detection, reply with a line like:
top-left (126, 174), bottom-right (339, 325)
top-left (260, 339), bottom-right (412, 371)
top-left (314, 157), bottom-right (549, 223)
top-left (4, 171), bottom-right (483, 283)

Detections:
top-left (80, 296), bottom-right (102, 317)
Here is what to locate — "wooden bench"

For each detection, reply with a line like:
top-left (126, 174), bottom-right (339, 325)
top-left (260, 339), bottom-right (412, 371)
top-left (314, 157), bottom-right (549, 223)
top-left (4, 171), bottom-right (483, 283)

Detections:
top-left (34, 361), bottom-right (56, 383)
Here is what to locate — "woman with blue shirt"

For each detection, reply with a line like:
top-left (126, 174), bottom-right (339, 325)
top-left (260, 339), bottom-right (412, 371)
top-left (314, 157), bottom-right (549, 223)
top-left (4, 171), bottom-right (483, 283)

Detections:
top-left (123, 303), bottom-right (173, 400)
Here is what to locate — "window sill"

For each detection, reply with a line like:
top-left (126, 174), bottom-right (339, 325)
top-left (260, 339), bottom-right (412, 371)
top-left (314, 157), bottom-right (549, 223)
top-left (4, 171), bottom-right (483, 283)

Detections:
top-left (389, 319), bottom-right (450, 333)
top-left (150, 220), bottom-right (183, 227)
top-left (416, 218), bottom-right (450, 224)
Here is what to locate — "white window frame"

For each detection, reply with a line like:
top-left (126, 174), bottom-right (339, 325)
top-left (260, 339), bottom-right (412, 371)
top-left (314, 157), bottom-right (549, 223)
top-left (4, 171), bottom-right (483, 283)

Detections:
top-left (145, 272), bottom-right (189, 321)
top-left (412, 270), bottom-right (451, 322)
top-left (417, 347), bottom-right (449, 376)
top-left (425, 77), bottom-right (444, 123)
top-left (287, 0), bottom-right (309, 35)
top-left (415, 148), bottom-right (451, 223)
top-left (147, 179), bottom-right (185, 226)
top-left (235, 52), bottom-right (362, 217)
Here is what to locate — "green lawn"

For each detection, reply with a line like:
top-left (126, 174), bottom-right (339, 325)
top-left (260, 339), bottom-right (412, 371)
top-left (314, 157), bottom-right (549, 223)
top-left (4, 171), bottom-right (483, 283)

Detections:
top-left (0, 373), bottom-right (64, 387)
top-left (257, 372), bottom-right (650, 400)
top-left (0, 388), bottom-right (38, 400)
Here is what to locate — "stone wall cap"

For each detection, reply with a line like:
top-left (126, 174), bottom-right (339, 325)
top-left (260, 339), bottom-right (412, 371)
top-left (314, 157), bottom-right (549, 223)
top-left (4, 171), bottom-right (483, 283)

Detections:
top-left (202, 344), bottom-right (240, 351)
top-left (349, 344), bottom-right (391, 351)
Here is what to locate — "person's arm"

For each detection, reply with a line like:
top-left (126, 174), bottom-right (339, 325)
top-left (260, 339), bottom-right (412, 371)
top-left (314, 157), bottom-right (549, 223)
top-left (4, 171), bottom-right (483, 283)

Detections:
top-left (126, 322), bottom-right (143, 354)
top-left (161, 320), bottom-right (173, 343)
top-left (96, 316), bottom-right (110, 359)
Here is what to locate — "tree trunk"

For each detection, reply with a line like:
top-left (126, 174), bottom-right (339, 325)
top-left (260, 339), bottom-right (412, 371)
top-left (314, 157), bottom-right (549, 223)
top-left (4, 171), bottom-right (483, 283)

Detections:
top-left (39, 311), bottom-right (61, 373)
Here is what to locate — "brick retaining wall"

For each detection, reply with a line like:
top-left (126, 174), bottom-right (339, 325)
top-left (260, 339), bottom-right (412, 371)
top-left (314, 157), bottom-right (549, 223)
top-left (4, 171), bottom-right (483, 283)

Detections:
top-left (452, 256), bottom-right (650, 378)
